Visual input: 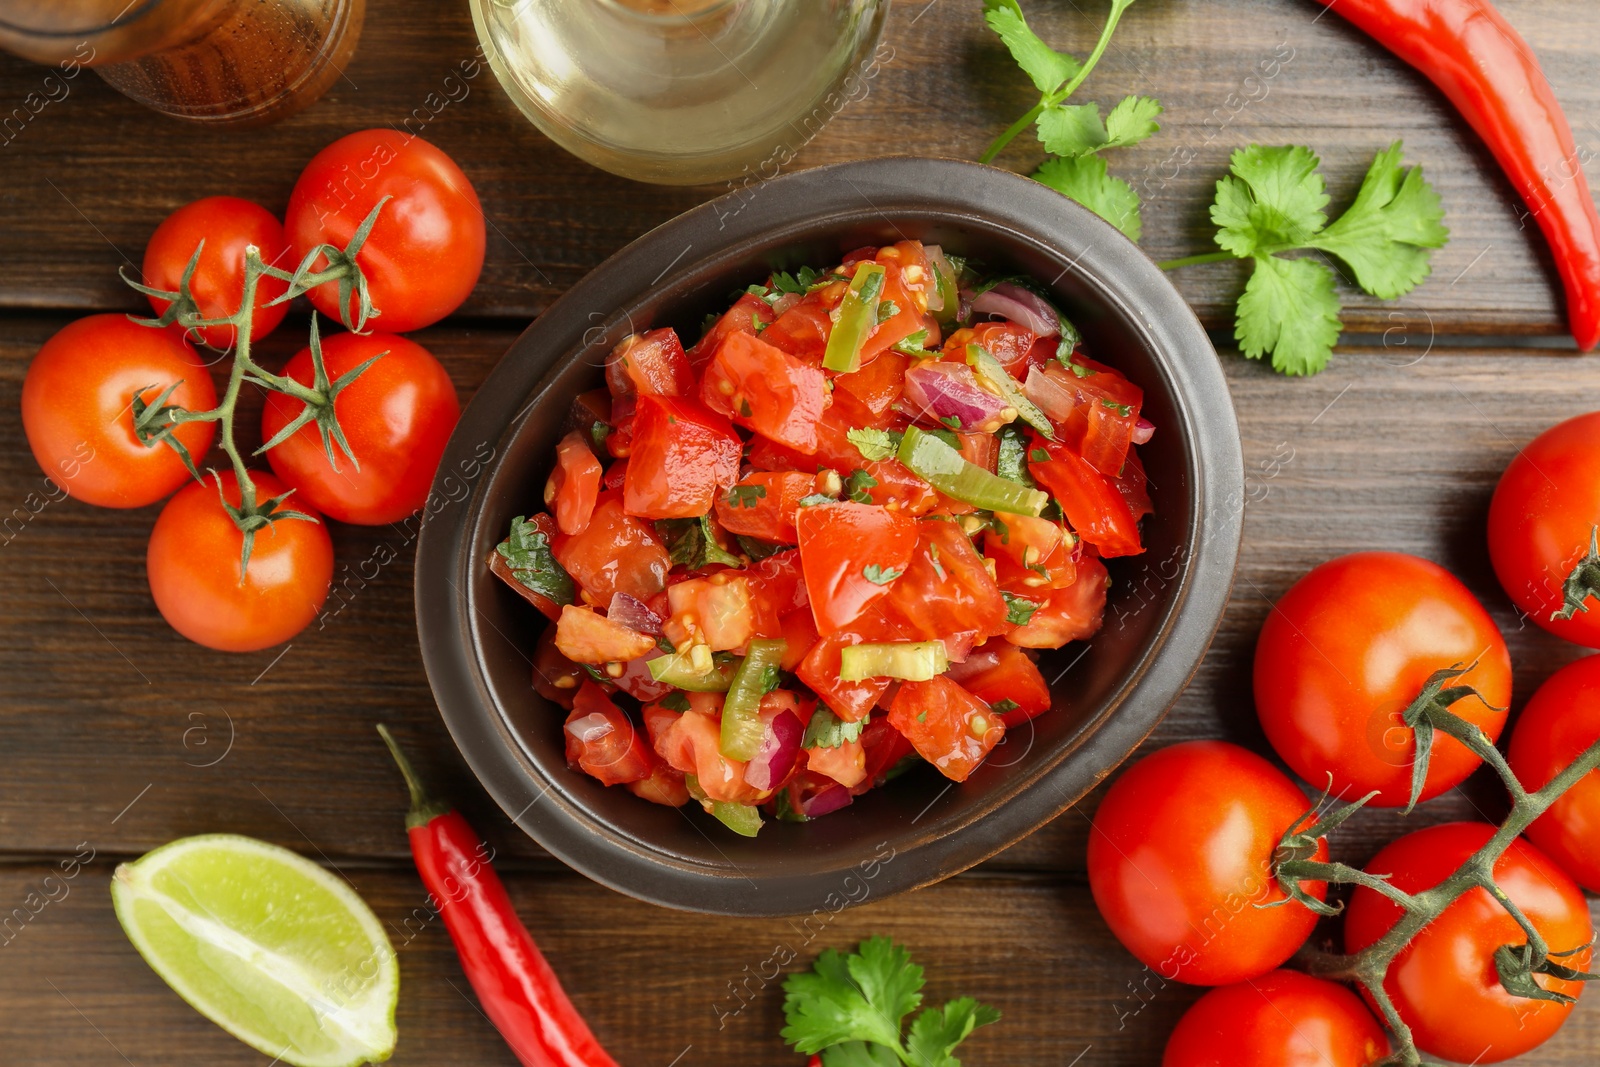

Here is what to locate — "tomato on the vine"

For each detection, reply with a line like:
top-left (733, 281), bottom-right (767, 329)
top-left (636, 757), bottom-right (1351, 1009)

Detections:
top-left (261, 331), bottom-right (460, 525)
top-left (1489, 411), bottom-right (1600, 648)
top-left (22, 315), bottom-right (217, 509)
top-left (1087, 741), bottom-right (1327, 986)
top-left (1162, 969), bottom-right (1389, 1067)
top-left (147, 470), bottom-right (333, 652)
top-left (285, 130), bottom-right (484, 333)
top-left (1344, 822), bottom-right (1592, 1063)
top-left (1507, 655), bottom-right (1600, 892)
top-left (142, 196), bottom-right (291, 350)
top-left (1254, 552), bottom-right (1511, 807)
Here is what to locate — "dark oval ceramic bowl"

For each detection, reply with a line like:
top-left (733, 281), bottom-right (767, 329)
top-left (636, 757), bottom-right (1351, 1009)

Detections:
top-left (415, 157), bottom-right (1243, 916)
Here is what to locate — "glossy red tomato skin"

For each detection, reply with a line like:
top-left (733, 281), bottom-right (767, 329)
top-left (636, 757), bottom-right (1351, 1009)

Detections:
top-left (1488, 411), bottom-right (1600, 647)
top-left (285, 130), bottom-right (484, 333)
top-left (885, 518), bottom-right (1009, 646)
top-left (1028, 434), bottom-right (1143, 558)
top-left (146, 471), bottom-right (333, 651)
top-left (142, 196), bottom-right (291, 350)
top-left (22, 315), bottom-right (217, 509)
top-left (261, 331), bottom-right (459, 525)
top-left (947, 641), bottom-right (1052, 726)
top-left (795, 501), bottom-right (919, 635)
top-left (606, 328), bottom-right (693, 398)
top-left (1508, 655), bottom-right (1600, 891)
top-left (1088, 741), bottom-right (1327, 986)
top-left (700, 331), bottom-right (827, 454)
top-left (549, 430), bottom-right (602, 536)
top-left (1344, 823), bottom-right (1592, 1063)
top-left (622, 394), bottom-right (741, 520)
top-left (563, 682), bottom-right (653, 787)
top-left (553, 491), bottom-right (669, 604)
top-left (1254, 552), bottom-right (1511, 807)
top-left (887, 675), bottom-right (1005, 782)
top-left (714, 471), bottom-right (813, 544)
top-left (1005, 556), bottom-right (1107, 649)
top-left (1162, 970), bottom-right (1389, 1067)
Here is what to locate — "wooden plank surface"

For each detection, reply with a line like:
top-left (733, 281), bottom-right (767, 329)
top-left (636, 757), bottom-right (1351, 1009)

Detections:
top-left (0, 0), bottom-right (1595, 336)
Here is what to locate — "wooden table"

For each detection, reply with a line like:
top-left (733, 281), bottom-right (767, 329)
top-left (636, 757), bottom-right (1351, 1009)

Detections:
top-left (2, 0), bottom-right (1597, 1062)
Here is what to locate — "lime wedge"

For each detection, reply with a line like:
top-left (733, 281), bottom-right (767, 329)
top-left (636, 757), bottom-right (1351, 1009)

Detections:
top-left (111, 834), bottom-right (398, 1067)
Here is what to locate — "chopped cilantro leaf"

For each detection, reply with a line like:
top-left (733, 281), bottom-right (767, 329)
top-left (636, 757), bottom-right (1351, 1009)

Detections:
top-left (1003, 591), bottom-right (1041, 626)
top-left (863, 564), bottom-right (903, 585)
top-left (496, 516), bottom-right (575, 606)
top-left (997, 424), bottom-right (1037, 486)
top-left (1029, 448), bottom-right (1050, 463)
top-left (877, 300), bottom-right (901, 323)
top-left (736, 534), bottom-right (791, 561)
top-left (893, 329), bottom-right (930, 356)
top-left (845, 468), bottom-right (879, 504)
top-left (989, 698), bottom-right (1020, 715)
top-left (727, 483), bottom-right (767, 509)
top-left (801, 706), bottom-right (866, 749)
top-left (847, 427), bottom-right (902, 462)
top-left (1100, 400), bottom-right (1133, 417)
top-left (656, 514), bottom-right (742, 569)
top-left (940, 415), bottom-right (964, 431)
top-left (659, 691), bottom-right (691, 712)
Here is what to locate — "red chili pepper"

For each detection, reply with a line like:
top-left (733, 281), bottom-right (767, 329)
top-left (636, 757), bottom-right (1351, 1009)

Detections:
top-left (378, 725), bottom-right (620, 1067)
top-left (1313, 0), bottom-right (1600, 350)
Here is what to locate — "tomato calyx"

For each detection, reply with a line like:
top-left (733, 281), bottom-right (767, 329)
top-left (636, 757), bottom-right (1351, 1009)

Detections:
top-left (1494, 942), bottom-right (1599, 1007)
top-left (278, 194), bottom-right (390, 333)
top-left (1553, 525), bottom-right (1600, 622)
top-left (254, 315), bottom-right (385, 471)
top-left (131, 379), bottom-right (206, 481)
top-left (1397, 661), bottom-right (1507, 813)
top-left (1267, 787), bottom-right (1374, 918)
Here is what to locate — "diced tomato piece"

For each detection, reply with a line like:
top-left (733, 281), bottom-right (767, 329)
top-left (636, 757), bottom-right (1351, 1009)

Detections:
top-left (887, 675), bottom-right (1005, 783)
top-left (553, 490), bottom-right (670, 603)
top-left (688, 292), bottom-right (774, 368)
top-left (623, 394), bottom-right (741, 519)
top-left (605, 393), bottom-right (635, 458)
top-left (532, 622), bottom-right (583, 708)
top-left (563, 682), bottom-right (653, 786)
top-left (666, 574), bottom-right (753, 652)
top-left (554, 604), bottom-right (657, 664)
top-left (714, 470), bottom-right (813, 543)
top-left (549, 430), bottom-right (603, 535)
top-left (610, 652), bottom-right (675, 703)
top-left (796, 500), bottom-right (919, 634)
top-left (1028, 434), bottom-right (1144, 558)
top-left (860, 251), bottom-right (928, 359)
top-left (984, 511), bottom-right (1067, 572)
top-left (700, 331), bottom-right (827, 454)
top-left (796, 600), bottom-right (909, 722)
top-left (778, 608), bottom-right (819, 670)
top-left (625, 761), bottom-right (690, 806)
top-left (748, 548), bottom-right (808, 614)
top-left (1113, 447), bottom-right (1153, 521)
top-left (948, 641), bottom-right (1052, 726)
top-left (886, 519), bottom-right (1009, 644)
top-left (948, 322), bottom-right (1042, 378)
top-left (641, 702), bottom-right (681, 752)
top-left (747, 401), bottom-right (872, 476)
top-left (859, 716), bottom-right (915, 790)
top-left (762, 291), bottom-right (835, 360)
top-left (651, 698), bottom-right (763, 803)
top-left (1026, 358), bottom-right (1143, 477)
top-left (602, 459), bottom-right (628, 490)
top-left (806, 737), bottom-right (867, 789)
top-left (606, 328), bottom-right (694, 398)
top-left (955, 431), bottom-right (999, 473)
top-left (834, 351), bottom-right (908, 417)
top-left (489, 512), bottom-right (565, 622)
top-left (1005, 556), bottom-right (1109, 648)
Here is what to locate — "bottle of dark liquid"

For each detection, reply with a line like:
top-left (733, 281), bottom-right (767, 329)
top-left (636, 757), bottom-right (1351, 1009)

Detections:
top-left (0, 0), bottom-right (363, 126)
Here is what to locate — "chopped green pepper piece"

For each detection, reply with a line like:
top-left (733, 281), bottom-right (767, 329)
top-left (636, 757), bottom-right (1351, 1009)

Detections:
top-left (720, 638), bottom-right (787, 760)
top-left (822, 262), bottom-right (886, 373)
top-left (647, 650), bottom-right (733, 692)
top-left (967, 345), bottom-right (1055, 440)
top-left (897, 426), bottom-right (1048, 516)
top-left (708, 800), bottom-right (763, 837)
top-left (838, 641), bottom-right (950, 682)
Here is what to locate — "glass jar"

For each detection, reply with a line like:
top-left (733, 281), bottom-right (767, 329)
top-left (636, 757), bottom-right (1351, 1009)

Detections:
top-left (469, 0), bottom-right (889, 186)
top-left (0, 0), bottom-right (363, 126)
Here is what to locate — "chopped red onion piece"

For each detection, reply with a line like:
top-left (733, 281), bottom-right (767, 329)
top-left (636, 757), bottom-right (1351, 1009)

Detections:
top-left (563, 712), bottom-right (614, 745)
top-left (956, 287), bottom-right (974, 324)
top-left (902, 362), bottom-right (1008, 430)
top-left (1132, 417), bottom-right (1156, 445)
top-left (1023, 364), bottom-right (1078, 424)
top-left (970, 281), bottom-right (1061, 337)
top-left (770, 292), bottom-right (803, 317)
top-left (924, 245), bottom-right (955, 313)
top-left (607, 592), bottom-right (662, 635)
top-left (743, 709), bottom-right (803, 791)
top-left (800, 783), bottom-right (854, 817)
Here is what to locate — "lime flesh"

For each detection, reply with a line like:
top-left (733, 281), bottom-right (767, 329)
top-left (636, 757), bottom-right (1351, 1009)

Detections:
top-left (111, 833), bottom-right (398, 1067)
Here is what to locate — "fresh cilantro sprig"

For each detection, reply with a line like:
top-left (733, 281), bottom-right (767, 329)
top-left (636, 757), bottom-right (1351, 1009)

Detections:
top-left (1160, 142), bottom-right (1448, 376)
top-left (496, 516), bottom-right (575, 606)
top-left (981, 0), bottom-right (1160, 239)
top-left (655, 514), bottom-right (742, 569)
top-left (782, 938), bottom-right (1000, 1067)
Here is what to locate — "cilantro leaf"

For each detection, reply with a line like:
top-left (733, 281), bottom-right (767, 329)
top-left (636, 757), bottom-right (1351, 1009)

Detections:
top-left (736, 534), bottom-right (790, 561)
top-left (1003, 591), bottom-right (1040, 626)
top-left (496, 516), bottom-right (575, 606)
top-left (863, 564), bottom-right (903, 585)
top-left (1211, 144), bottom-right (1329, 258)
top-left (656, 514), bottom-right (742, 569)
top-left (801, 706), bottom-right (867, 749)
top-left (1035, 103), bottom-right (1107, 158)
top-left (1033, 154), bottom-right (1142, 241)
top-left (1307, 140), bottom-right (1449, 300)
top-left (848, 938), bottom-right (925, 1037)
top-left (1235, 254), bottom-right (1343, 377)
top-left (905, 998), bottom-right (1002, 1067)
top-left (846, 469), bottom-right (879, 504)
top-left (658, 691), bottom-right (690, 712)
top-left (726, 483), bottom-right (767, 509)
top-left (848, 427), bottom-right (903, 462)
top-left (782, 947), bottom-right (903, 1053)
top-left (822, 1043), bottom-right (901, 1067)
top-left (988, 698), bottom-right (1020, 715)
top-left (982, 0), bottom-right (1080, 94)
top-left (996, 424), bottom-right (1037, 486)
top-left (1102, 94), bottom-right (1163, 149)
top-left (893, 330), bottom-right (930, 356)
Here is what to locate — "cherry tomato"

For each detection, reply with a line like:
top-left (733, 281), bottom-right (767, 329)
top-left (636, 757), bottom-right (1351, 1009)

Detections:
top-left (285, 130), bottom-right (484, 333)
top-left (1344, 822), bottom-right (1592, 1063)
top-left (22, 315), bottom-right (217, 509)
top-left (1088, 741), bottom-right (1327, 986)
top-left (547, 430), bottom-right (602, 536)
top-left (886, 675), bottom-right (1004, 782)
top-left (1162, 969), bottom-right (1389, 1067)
top-left (146, 470), bottom-right (333, 651)
top-left (142, 196), bottom-right (291, 350)
top-left (1507, 655), bottom-right (1600, 892)
top-left (795, 501), bottom-right (918, 634)
top-left (562, 681), bottom-right (653, 787)
top-left (622, 394), bottom-right (741, 520)
top-left (1254, 552), bottom-right (1511, 807)
top-left (1488, 411), bottom-right (1600, 647)
top-left (261, 331), bottom-right (460, 525)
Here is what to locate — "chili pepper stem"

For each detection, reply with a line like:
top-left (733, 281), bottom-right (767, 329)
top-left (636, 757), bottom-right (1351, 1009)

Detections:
top-left (376, 723), bottom-right (453, 829)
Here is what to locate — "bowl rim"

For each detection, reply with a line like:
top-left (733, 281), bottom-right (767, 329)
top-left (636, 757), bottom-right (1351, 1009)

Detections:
top-left (415, 155), bottom-right (1244, 915)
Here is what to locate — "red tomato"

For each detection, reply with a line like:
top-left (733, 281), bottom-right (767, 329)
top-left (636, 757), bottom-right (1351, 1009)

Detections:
top-left (714, 471), bottom-right (813, 544)
top-left (285, 130), bottom-right (484, 332)
top-left (623, 394), bottom-right (741, 520)
top-left (859, 249), bottom-right (927, 359)
top-left (796, 601), bottom-right (908, 723)
top-left (563, 682), bottom-right (653, 786)
top-left (261, 331), bottom-right (460, 525)
top-left (951, 322), bottom-right (1041, 377)
top-left (651, 698), bottom-right (762, 804)
top-left (885, 519), bottom-right (1009, 646)
top-left (1026, 357), bottom-right (1143, 476)
top-left (1162, 970), bottom-right (1389, 1067)
top-left (146, 470), bottom-right (333, 651)
top-left (760, 291), bottom-right (834, 360)
top-left (1507, 655), bottom-right (1600, 891)
top-left (625, 762), bottom-right (690, 807)
top-left (665, 574), bottom-right (753, 653)
top-left (1488, 411), bottom-right (1600, 647)
top-left (1344, 823), bottom-right (1592, 1063)
top-left (834, 351), bottom-right (908, 417)
top-left (142, 196), bottom-right (291, 350)
top-left (1028, 434), bottom-right (1144, 558)
top-left (887, 675), bottom-right (1005, 782)
top-left (489, 512), bottom-right (564, 622)
top-left (1088, 741), bottom-right (1327, 986)
top-left (1254, 552), bottom-right (1511, 807)
top-left (947, 641), bottom-right (1052, 726)
top-left (553, 604), bottom-right (656, 664)
top-left (547, 430), bottom-right (602, 535)
top-left (22, 315), bottom-right (217, 509)
top-left (688, 292), bottom-right (774, 367)
top-left (700, 331), bottom-right (827, 454)
top-left (553, 491), bottom-right (669, 603)
top-left (606, 328), bottom-right (693, 398)
top-left (796, 501), bottom-right (919, 634)
top-left (806, 737), bottom-right (867, 789)
top-left (1005, 556), bottom-right (1107, 649)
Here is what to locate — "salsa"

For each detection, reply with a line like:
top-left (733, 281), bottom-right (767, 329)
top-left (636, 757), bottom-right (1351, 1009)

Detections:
top-left (490, 241), bottom-right (1153, 836)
